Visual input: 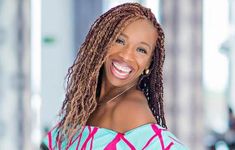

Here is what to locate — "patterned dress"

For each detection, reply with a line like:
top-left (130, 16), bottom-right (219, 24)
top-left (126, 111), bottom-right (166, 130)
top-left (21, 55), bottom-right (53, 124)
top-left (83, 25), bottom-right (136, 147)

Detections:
top-left (42, 123), bottom-right (188, 150)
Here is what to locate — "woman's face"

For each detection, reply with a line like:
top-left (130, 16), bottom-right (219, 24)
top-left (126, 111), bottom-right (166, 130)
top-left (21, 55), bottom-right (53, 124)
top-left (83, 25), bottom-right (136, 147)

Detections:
top-left (104, 19), bottom-right (157, 87)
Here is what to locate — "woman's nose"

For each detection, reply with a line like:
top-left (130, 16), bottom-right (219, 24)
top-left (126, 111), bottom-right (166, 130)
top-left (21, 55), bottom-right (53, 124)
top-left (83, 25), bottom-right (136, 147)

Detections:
top-left (119, 46), bottom-right (135, 61)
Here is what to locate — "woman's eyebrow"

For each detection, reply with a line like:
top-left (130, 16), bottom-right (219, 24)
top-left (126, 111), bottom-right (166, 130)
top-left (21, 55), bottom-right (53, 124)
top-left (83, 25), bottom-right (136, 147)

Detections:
top-left (119, 33), bottom-right (128, 38)
top-left (120, 33), bottom-right (152, 50)
top-left (140, 42), bottom-right (152, 50)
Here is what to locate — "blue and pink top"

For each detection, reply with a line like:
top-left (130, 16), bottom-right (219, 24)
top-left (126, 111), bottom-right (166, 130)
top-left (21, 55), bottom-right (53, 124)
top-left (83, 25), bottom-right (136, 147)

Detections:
top-left (42, 123), bottom-right (188, 150)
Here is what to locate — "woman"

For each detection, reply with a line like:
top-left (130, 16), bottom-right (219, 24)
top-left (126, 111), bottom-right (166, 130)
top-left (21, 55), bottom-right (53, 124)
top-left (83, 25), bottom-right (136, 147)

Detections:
top-left (41, 3), bottom-right (188, 150)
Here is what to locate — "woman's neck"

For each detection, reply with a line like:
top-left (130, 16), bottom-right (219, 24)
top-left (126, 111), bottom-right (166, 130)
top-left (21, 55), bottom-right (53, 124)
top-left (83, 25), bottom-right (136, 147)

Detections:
top-left (99, 75), bottom-right (138, 103)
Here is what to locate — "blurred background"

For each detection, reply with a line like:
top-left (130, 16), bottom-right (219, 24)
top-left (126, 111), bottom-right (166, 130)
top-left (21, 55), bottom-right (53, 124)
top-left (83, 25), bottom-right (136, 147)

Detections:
top-left (0, 0), bottom-right (235, 149)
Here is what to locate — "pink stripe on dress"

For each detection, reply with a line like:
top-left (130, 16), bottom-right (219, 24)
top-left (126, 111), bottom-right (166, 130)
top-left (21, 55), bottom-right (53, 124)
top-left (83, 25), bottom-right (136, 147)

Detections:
top-left (142, 124), bottom-right (174, 150)
top-left (151, 124), bottom-right (174, 150)
top-left (104, 133), bottom-right (122, 150)
top-left (105, 133), bottom-right (136, 150)
top-left (120, 134), bottom-right (136, 150)
top-left (48, 131), bottom-right (53, 150)
top-left (76, 127), bottom-right (86, 150)
top-left (81, 127), bottom-right (98, 150)
top-left (142, 133), bottom-right (158, 149)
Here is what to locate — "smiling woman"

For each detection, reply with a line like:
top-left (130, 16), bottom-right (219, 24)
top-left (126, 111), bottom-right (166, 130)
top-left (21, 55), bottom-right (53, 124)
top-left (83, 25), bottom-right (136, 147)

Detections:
top-left (104, 19), bottom-right (156, 87)
top-left (41, 3), bottom-right (188, 150)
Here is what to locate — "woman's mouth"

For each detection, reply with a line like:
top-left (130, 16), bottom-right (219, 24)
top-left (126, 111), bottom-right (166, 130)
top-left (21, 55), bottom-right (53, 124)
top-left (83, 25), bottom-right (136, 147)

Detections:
top-left (110, 60), bottom-right (133, 80)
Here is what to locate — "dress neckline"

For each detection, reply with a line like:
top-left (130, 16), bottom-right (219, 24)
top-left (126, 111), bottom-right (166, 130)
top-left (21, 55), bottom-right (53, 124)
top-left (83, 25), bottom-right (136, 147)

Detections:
top-left (84, 123), bottom-right (161, 135)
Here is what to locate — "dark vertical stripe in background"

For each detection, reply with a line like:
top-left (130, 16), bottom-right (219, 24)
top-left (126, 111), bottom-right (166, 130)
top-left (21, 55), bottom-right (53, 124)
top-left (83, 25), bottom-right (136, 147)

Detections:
top-left (191, 0), bottom-right (203, 148)
top-left (17, 0), bottom-right (24, 149)
top-left (161, 0), bottom-right (203, 149)
top-left (161, 0), bottom-right (180, 136)
top-left (171, 1), bottom-right (179, 136)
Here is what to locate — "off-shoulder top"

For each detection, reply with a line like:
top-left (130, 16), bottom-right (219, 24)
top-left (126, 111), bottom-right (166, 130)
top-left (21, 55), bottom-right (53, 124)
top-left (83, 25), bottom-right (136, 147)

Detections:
top-left (42, 123), bottom-right (188, 150)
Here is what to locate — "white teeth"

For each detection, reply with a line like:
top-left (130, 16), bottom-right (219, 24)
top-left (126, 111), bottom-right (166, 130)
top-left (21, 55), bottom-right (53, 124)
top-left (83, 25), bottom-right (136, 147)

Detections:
top-left (113, 61), bottom-right (132, 73)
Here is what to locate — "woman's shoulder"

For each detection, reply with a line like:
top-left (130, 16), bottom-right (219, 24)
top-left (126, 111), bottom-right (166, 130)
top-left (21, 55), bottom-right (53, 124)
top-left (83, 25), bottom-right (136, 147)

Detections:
top-left (153, 124), bottom-right (189, 149)
top-left (123, 123), bottom-right (189, 149)
top-left (112, 89), bottom-right (157, 132)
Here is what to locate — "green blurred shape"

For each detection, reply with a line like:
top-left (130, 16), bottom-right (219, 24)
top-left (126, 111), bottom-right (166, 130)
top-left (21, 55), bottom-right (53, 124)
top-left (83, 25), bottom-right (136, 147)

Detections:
top-left (42, 36), bottom-right (56, 44)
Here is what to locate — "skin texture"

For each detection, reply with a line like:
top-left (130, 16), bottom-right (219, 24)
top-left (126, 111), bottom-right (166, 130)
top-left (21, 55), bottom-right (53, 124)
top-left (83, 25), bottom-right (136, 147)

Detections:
top-left (86, 19), bottom-right (158, 133)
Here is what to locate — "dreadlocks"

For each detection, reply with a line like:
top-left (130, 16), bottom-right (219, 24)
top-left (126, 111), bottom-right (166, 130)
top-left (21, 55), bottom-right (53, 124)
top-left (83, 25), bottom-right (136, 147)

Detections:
top-left (57, 2), bottom-right (166, 144)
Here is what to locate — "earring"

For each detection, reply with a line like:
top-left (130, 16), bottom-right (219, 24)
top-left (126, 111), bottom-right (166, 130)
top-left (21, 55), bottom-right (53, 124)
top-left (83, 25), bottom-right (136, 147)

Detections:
top-left (144, 69), bottom-right (150, 75)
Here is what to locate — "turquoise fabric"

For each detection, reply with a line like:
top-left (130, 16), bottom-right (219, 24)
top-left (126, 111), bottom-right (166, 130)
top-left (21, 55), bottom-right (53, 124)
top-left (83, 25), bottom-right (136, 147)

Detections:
top-left (42, 123), bottom-right (188, 150)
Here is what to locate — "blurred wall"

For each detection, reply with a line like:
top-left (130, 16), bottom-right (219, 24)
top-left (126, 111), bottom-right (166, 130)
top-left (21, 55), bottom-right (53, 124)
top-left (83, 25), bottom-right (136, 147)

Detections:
top-left (161, 0), bottom-right (204, 149)
top-left (74, 0), bottom-right (102, 51)
top-left (0, 0), bottom-right (31, 149)
top-left (41, 0), bottom-right (75, 130)
top-left (229, 0), bottom-right (235, 116)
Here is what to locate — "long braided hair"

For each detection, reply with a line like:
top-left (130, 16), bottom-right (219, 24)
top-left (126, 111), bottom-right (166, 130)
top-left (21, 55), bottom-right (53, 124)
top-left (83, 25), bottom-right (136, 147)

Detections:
top-left (57, 2), bottom-right (166, 144)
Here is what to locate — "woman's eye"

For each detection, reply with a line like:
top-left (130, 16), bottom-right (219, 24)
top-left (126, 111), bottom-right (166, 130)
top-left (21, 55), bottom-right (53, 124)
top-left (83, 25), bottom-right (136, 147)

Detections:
top-left (137, 47), bottom-right (147, 54)
top-left (115, 38), bottom-right (125, 45)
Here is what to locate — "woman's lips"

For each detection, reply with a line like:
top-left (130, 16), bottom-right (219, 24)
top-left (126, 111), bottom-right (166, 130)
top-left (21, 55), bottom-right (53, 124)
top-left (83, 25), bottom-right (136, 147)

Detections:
top-left (110, 60), bottom-right (133, 80)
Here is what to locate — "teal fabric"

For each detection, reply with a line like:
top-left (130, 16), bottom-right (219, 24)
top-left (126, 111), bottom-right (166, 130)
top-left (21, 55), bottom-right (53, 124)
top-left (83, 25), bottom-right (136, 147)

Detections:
top-left (42, 123), bottom-right (189, 150)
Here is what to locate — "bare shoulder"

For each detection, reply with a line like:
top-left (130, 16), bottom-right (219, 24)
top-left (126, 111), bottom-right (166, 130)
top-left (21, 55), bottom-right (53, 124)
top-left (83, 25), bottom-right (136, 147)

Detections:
top-left (112, 89), bottom-right (157, 132)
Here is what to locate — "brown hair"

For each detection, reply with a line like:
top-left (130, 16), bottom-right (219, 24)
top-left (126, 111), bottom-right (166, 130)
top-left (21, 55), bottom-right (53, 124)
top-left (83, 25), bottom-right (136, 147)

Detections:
top-left (57, 2), bottom-right (166, 144)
